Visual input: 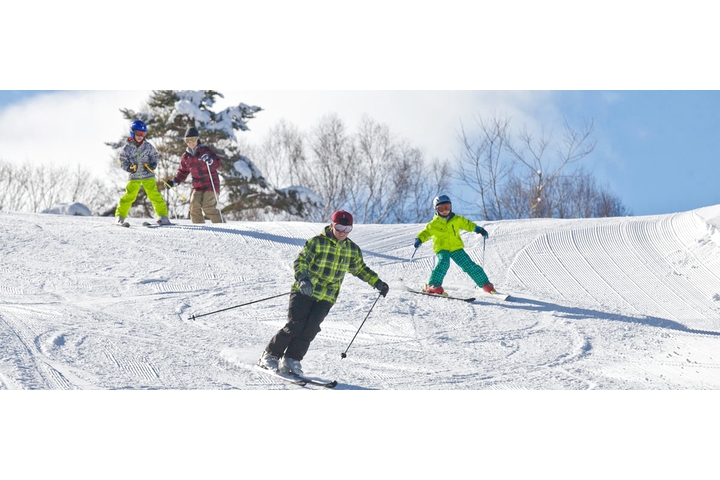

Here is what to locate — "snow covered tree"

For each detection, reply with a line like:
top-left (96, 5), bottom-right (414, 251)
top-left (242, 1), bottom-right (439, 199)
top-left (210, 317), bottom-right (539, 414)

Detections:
top-left (107, 90), bottom-right (319, 220)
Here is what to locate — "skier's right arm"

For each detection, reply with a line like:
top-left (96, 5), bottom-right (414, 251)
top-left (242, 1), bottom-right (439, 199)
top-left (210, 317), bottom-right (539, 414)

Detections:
top-left (172, 154), bottom-right (191, 185)
top-left (416, 225), bottom-right (433, 244)
top-left (293, 238), bottom-right (317, 281)
top-left (293, 239), bottom-right (317, 295)
top-left (119, 147), bottom-right (137, 173)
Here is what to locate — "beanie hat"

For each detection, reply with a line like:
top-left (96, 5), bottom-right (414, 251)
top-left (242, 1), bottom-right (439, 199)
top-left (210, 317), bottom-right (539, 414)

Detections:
top-left (184, 127), bottom-right (199, 138)
top-left (331, 210), bottom-right (353, 226)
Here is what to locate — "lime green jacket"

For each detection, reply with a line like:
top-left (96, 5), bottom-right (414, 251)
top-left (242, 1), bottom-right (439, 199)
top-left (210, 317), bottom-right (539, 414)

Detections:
top-left (293, 226), bottom-right (380, 304)
top-left (417, 213), bottom-right (479, 253)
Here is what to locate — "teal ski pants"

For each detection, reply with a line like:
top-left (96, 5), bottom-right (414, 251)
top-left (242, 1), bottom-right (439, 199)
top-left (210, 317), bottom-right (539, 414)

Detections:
top-left (428, 249), bottom-right (489, 287)
top-left (115, 178), bottom-right (168, 218)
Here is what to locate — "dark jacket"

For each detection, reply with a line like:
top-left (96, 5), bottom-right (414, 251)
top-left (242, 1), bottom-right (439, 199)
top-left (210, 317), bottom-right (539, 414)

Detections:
top-left (173, 143), bottom-right (222, 192)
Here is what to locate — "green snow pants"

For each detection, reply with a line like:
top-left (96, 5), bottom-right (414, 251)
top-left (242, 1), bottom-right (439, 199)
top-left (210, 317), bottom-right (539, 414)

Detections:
top-left (428, 249), bottom-right (489, 288)
top-left (115, 178), bottom-right (168, 218)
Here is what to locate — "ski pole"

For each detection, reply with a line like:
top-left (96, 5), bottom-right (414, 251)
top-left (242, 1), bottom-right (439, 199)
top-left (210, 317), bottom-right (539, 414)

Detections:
top-left (482, 236), bottom-right (486, 267)
top-left (340, 292), bottom-right (383, 359)
top-left (143, 164), bottom-right (187, 201)
top-left (188, 292), bottom-right (291, 321)
top-left (204, 158), bottom-right (225, 223)
top-left (411, 247), bottom-right (418, 260)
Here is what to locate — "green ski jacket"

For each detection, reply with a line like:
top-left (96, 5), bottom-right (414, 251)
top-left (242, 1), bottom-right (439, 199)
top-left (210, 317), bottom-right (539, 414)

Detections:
top-left (416, 213), bottom-right (479, 253)
top-left (293, 226), bottom-right (380, 304)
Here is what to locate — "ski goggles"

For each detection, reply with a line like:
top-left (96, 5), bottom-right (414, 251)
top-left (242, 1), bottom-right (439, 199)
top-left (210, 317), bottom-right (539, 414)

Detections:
top-left (133, 131), bottom-right (147, 138)
top-left (185, 137), bottom-right (199, 143)
top-left (436, 204), bottom-right (451, 214)
top-left (333, 223), bottom-right (353, 233)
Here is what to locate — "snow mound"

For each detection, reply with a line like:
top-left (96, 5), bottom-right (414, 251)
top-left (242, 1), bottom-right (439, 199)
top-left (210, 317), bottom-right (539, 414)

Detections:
top-left (41, 202), bottom-right (92, 216)
top-left (694, 204), bottom-right (720, 230)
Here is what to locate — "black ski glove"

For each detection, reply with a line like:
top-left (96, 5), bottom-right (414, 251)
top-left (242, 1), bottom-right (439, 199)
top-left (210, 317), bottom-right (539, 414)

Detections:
top-left (414, 238), bottom-right (422, 249)
top-left (165, 180), bottom-right (174, 188)
top-left (374, 280), bottom-right (389, 297)
top-left (474, 226), bottom-right (489, 238)
top-left (298, 278), bottom-right (313, 296)
top-left (200, 154), bottom-right (214, 165)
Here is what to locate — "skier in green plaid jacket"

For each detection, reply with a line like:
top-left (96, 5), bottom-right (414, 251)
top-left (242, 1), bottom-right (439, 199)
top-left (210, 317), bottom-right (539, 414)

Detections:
top-left (258, 210), bottom-right (389, 376)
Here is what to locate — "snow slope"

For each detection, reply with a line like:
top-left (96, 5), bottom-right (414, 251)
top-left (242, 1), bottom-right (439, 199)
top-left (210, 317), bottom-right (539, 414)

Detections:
top-left (4, 208), bottom-right (720, 390)
top-left (3, 208), bottom-right (720, 476)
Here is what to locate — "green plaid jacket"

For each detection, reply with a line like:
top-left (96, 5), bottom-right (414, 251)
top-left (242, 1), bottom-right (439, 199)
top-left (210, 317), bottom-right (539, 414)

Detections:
top-left (293, 226), bottom-right (380, 304)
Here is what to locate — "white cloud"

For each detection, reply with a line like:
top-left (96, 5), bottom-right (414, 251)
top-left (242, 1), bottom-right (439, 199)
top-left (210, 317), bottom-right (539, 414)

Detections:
top-left (0, 91), bottom-right (151, 177)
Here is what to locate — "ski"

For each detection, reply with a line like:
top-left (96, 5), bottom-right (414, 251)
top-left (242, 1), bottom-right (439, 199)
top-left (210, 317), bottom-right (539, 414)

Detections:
top-left (116, 222), bottom-right (130, 228)
top-left (253, 365), bottom-right (338, 389)
top-left (477, 289), bottom-right (510, 301)
top-left (294, 375), bottom-right (338, 389)
top-left (142, 221), bottom-right (175, 228)
top-left (490, 292), bottom-right (510, 301)
top-left (406, 290), bottom-right (476, 302)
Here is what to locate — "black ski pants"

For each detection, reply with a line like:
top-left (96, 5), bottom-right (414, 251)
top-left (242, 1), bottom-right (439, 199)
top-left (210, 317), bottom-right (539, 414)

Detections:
top-left (265, 292), bottom-right (333, 361)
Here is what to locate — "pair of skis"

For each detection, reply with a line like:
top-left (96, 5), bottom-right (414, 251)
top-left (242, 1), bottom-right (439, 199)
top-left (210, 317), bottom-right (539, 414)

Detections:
top-left (116, 221), bottom-right (175, 228)
top-left (406, 287), bottom-right (510, 302)
top-left (254, 365), bottom-right (337, 389)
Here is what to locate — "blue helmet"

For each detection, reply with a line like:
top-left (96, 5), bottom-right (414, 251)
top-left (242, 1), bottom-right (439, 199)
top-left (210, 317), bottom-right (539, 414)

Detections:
top-left (130, 120), bottom-right (147, 137)
top-left (433, 194), bottom-right (451, 208)
top-left (433, 194), bottom-right (452, 214)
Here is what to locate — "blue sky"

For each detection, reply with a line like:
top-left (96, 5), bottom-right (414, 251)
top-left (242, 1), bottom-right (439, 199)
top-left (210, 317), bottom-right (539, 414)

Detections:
top-left (554, 91), bottom-right (720, 216)
top-left (0, 90), bottom-right (717, 217)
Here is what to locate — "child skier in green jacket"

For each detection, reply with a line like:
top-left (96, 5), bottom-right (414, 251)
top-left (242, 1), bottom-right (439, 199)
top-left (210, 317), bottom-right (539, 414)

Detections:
top-left (414, 195), bottom-right (496, 296)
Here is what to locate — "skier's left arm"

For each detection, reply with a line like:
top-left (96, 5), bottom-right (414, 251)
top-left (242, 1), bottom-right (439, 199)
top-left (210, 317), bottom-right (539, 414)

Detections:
top-left (348, 247), bottom-right (388, 296)
top-left (458, 216), bottom-right (489, 238)
top-left (199, 147), bottom-right (221, 169)
top-left (119, 145), bottom-right (135, 172)
top-left (145, 144), bottom-right (159, 170)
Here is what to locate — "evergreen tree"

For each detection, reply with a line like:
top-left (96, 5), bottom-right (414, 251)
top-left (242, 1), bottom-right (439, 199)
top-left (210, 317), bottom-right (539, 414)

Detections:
top-left (107, 90), bottom-right (317, 220)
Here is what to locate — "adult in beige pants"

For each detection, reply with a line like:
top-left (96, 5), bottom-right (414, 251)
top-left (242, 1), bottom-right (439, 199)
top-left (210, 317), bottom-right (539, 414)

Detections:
top-left (167, 127), bottom-right (224, 224)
